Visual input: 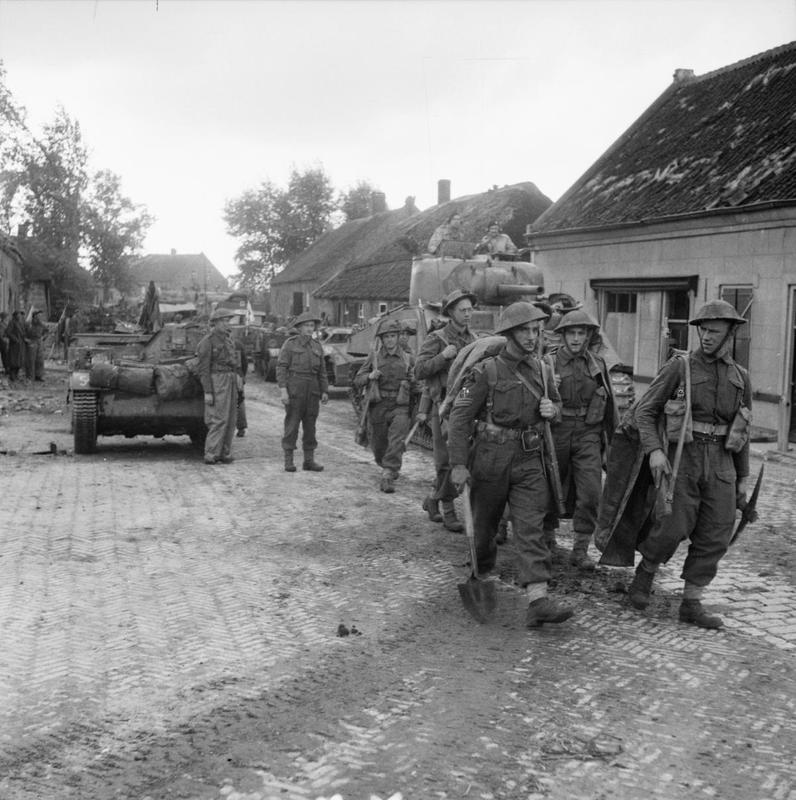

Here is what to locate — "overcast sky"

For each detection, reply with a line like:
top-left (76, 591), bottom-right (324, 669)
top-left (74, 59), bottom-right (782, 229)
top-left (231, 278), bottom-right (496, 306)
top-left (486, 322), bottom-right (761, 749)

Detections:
top-left (0, 0), bottom-right (794, 278)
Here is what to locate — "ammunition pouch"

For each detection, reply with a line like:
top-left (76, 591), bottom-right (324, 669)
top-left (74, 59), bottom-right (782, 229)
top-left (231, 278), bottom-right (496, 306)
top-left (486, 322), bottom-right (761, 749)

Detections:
top-left (725, 405), bottom-right (751, 453)
top-left (664, 398), bottom-right (693, 444)
top-left (584, 387), bottom-right (608, 425)
top-left (396, 379), bottom-right (411, 406)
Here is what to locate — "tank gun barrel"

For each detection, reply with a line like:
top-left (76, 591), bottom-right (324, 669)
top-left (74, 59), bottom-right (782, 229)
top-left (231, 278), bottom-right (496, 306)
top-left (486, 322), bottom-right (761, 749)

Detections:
top-left (494, 284), bottom-right (544, 301)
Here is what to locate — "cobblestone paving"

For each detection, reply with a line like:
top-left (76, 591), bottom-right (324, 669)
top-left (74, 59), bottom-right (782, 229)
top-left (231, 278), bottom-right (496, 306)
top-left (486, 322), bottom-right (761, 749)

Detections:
top-left (0, 380), bottom-right (794, 800)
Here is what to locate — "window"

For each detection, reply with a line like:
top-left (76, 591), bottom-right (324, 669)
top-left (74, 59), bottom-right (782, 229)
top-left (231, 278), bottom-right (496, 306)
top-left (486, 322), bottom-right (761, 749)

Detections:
top-left (719, 286), bottom-right (752, 368)
top-left (606, 292), bottom-right (637, 313)
top-left (357, 303), bottom-right (364, 321)
top-left (664, 289), bottom-right (690, 357)
top-left (378, 302), bottom-right (388, 315)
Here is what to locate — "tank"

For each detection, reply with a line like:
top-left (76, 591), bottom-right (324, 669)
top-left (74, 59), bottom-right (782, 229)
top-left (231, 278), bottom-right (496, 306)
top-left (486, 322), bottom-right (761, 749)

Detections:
top-left (69, 322), bottom-right (209, 454)
top-left (346, 252), bottom-right (634, 447)
top-left (348, 253), bottom-right (544, 358)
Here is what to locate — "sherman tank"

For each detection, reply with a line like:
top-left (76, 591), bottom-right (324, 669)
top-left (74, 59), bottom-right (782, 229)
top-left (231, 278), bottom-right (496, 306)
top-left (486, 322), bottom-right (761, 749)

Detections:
top-left (346, 250), bottom-right (634, 446)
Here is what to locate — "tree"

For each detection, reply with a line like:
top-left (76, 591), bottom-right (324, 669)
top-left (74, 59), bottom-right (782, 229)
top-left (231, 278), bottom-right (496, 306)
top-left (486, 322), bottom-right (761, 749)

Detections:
top-left (339, 180), bottom-right (383, 221)
top-left (81, 169), bottom-right (153, 294)
top-left (224, 165), bottom-right (336, 290)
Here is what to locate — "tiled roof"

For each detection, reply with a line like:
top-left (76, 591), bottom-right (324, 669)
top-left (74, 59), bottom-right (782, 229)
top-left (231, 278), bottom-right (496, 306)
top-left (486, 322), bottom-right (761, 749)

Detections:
top-left (315, 183), bottom-right (551, 301)
top-left (530, 41), bottom-right (796, 234)
top-left (130, 253), bottom-right (227, 292)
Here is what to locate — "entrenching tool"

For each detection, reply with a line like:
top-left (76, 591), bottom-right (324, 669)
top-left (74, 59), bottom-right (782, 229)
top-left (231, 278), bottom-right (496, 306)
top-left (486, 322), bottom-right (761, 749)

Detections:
top-left (457, 483), bottom-right (497, 623)
top-left (731, 462), bottom-right (764, 545)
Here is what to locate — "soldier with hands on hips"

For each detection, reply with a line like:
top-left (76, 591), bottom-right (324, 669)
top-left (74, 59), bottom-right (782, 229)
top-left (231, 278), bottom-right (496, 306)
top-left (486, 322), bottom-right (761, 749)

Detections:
top-left (447, 301), bottom-right (574, 629)
top-left (197, 307), bottom-right (240, 465)
top-left (276, 311), bottom-right (329, 473)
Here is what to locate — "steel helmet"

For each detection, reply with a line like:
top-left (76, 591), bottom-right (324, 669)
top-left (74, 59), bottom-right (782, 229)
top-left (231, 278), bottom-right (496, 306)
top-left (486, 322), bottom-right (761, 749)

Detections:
top-left (209, 307), bottom-right (237, 321)
top-left (292, 311), bottom-right (322, 326)
top-left (441, 288), bottom-right (477, 316)
top-left (494, 301), bottom-right (549, 335)
top-left (376, 319), bottom-right (401, 337)
top-left (689, 300), bottom-right (747, 326)
top-left (554, 308), bottom-right (599, 333)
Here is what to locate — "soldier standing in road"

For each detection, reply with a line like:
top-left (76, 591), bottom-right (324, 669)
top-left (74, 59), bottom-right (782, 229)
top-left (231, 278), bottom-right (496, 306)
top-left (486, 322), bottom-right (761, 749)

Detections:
top-left (5, 311), bottom-right (25, 382)
top-left (0, 311), bottom-right (9, 376)
top-left (197, 307), bottom-right (239, 465)
top-left (543, 310), bottom-right (619, 570)
top-left (24, 309), bottom-right (47, 381)
top-left (276, 311), bottom-right (329, 473)
top-left (414, 288), bottom-right (477, 531)
top-left (619, 300), bottom-right (752, 629)
top-left (353, 319), bottom-right (416, 494)
top-left (447, 301), bottom-right (573, 628)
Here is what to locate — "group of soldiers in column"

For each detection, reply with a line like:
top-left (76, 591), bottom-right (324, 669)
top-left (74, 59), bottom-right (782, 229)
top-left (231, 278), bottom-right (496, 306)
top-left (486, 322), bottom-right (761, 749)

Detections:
top-left (198, 290), bottom-right (753, 633)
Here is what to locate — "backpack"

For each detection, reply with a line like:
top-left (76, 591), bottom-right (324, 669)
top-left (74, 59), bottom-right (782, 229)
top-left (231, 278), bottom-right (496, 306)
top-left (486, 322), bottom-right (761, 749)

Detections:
top-left (438, 335), bottom-right (506, 421)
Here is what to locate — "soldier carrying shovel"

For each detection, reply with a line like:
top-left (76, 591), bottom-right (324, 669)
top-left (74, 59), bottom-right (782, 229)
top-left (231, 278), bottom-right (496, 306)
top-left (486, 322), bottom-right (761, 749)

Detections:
top-left (447, 301), bottom-right (574, 628)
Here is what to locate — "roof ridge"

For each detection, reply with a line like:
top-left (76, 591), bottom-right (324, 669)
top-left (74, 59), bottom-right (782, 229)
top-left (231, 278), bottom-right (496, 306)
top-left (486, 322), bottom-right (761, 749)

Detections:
top-left (690, 39), bottom-right (796, 83)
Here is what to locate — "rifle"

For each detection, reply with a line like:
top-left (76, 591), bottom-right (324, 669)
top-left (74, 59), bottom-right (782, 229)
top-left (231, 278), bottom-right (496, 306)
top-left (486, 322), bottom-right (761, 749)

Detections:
top-left (403, 418), bottom-right (421, 448)
top-left (730, 463), bottom-right (763, 545)
top-left (539, 354), bottom-right (566, 516)
top-left (354, 390), bottom-right (370, 447)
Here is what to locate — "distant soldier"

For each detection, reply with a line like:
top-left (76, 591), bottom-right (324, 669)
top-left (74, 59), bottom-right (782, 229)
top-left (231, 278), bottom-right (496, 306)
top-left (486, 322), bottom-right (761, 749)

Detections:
top-left (276, 311), bottom-right (329, 473)
top-left (447, 301), bottom-right (573, 628)
top-left (543, 310), bottom-right (618, 570)
top-left (234, 337), bottom-right (248, 438)
top-left (414, 288), bottom-right (477, 531)
top-left (353, 319), bottom-right (416, 493)
top-left (24, 309), bottom-right (47, 381)
top-left (197, 307), bottom-right (239, 465)
top-left (476, 221), bottom-right (518, 256)
top-left (427, 212), bottom-right (463, 256)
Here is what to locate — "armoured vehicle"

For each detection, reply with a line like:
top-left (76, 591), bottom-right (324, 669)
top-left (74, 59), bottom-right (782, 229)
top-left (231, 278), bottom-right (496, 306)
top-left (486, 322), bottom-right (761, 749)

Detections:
top-left (346, 251), bottom-right (634, 443)
top-left (69, 322), bottom-right (209, 454)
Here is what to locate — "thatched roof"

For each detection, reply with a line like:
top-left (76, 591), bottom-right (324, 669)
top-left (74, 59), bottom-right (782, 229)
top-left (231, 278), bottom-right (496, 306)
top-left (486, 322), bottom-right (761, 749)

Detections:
top-left (315, 182), bottom-right (552, 301)
top-left (530, 41), bottom-right (796, 235)
top-left (130, 252), bottom-right (227, 293)
top-left (270, 201), bottom-right (419, 287)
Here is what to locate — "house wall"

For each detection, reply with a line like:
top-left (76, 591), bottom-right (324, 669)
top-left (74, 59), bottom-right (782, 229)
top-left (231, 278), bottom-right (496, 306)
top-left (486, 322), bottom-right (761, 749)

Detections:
top-left (530, 207), bottom-right (796, 445)
top-left (0, 249), bottom-right (22, 313)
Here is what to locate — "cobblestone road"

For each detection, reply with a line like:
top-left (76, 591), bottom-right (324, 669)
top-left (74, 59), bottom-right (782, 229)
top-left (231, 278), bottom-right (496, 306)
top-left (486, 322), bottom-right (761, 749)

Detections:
top-left (0, 372), bottom-right (794, 800)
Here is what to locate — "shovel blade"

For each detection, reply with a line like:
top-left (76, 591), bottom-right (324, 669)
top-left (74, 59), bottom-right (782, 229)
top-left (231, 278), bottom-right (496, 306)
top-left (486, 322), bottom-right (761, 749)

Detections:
top-left (458, 575), bottom-right (497, 623)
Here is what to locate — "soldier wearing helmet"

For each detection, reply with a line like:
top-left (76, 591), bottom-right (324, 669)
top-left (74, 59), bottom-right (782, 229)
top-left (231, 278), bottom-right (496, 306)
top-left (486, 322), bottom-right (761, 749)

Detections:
top-left (447, 301), bottom-right (576, 629)
top-left (415, 288), bottom-right (477, 531)
top-left (543, 309), bottom-right (619, 570)
top-left (605, 298), bottom-right (752, 629)
top-left (276, 311), bottom-right (329, 473)
top-left (353, 318), bottom-right (417, 494)
top-left (197, 307), bottom-right (240, 465)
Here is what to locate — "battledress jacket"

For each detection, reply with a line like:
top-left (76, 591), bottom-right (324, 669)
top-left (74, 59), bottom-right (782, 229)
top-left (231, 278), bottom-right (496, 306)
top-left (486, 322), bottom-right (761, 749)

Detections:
top-left (594, 347), bottom-right (751, 566)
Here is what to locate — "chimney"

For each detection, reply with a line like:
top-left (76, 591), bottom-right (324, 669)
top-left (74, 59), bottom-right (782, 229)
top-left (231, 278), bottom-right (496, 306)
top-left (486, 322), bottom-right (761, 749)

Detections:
top-left (171, 248), bottom-right (177, 256)
top-left (371, 191), bottom-right (387, 213)
top-left (673, 68), bottom-right (695, 84)
top-left (437, 179), bottom-right (451, 205)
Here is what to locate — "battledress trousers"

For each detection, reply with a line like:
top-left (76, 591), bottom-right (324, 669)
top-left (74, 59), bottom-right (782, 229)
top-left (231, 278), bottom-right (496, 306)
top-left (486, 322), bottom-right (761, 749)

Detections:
top-left (276, 333), bottom-right (329, 454)
top-left (634, 347), bottom-right (751, 586)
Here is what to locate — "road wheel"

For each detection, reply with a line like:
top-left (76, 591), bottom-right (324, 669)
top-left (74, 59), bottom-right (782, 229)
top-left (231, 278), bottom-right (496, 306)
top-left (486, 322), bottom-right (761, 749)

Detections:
top-left (73, 391), bottom-right (98, 454)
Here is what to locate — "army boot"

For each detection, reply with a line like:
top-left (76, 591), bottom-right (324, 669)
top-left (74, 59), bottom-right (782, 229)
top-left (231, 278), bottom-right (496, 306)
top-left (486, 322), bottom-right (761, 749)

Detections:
top-left (422, 496), bottom-right (443, 523)
top-left (525, 596), bottom-right (575, 628)
top-left (379, 469), bottom-right (395, 494)
top-left (570, 533), bottom-right (596, 571)
top-left (628, 562), bottom-right (656, 609)
top-left (441, 500), bottom-right (464, 532)
top-left (284, 450), bottom-right (297, 473)
top-left (302, 450), bottom-right (324, 471)
top-left (679, 599), bottom-right (723, 629)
